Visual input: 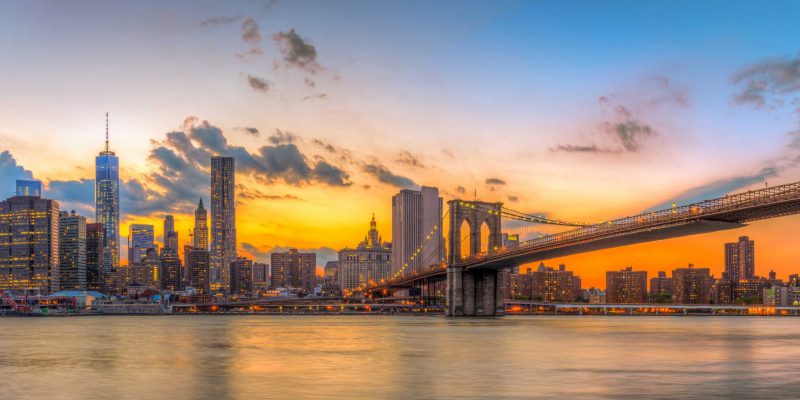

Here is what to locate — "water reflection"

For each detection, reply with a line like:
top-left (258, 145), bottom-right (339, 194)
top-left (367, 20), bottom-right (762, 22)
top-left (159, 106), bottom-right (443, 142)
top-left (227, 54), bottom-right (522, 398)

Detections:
top-left (2, 316), bottom-right (800, 399)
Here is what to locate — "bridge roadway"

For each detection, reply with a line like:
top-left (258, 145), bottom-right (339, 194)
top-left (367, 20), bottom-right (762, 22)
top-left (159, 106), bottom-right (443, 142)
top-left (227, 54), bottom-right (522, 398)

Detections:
top-left (505, 301), bottom-right (800, 316)
top-left (367, 181), bottom-right (800, 315)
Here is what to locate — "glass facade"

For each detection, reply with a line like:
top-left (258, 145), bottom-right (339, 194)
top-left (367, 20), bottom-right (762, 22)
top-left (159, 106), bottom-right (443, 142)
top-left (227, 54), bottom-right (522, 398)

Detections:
top-left (95, 150), bottom-right (120, 270)
top-left (210, 156), bottom-right (236, 292)
top-left (15, 179), bottom-right (42, 197)
top-left (128, 224), bottom-right (154, 265)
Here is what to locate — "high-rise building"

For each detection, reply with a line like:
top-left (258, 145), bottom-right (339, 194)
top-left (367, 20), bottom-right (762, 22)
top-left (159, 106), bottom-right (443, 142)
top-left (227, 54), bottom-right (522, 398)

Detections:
top-left (193, 198), bottom-right (208, 250)
top-left (210, 156), bottom-right (236, 292)
top-left (338, 215), bottom-right (392, 292)
top-left (15, 179), bottom-right (42, 197)
top-left (672, 265), bottom-right (711, 304)
top-left (86, 222), bottom-right (106, 291)
top-left (649, 271), bottom-right (673, 296)
top-left (96, 113), bottom-right (120, 269)
top-left (0, 195), bottom-right (60, 294)
top-left (128, 224), bottom-right (154, 265)
top-left (725, 236), bottom-right (755, 282)
top-left (159, 247), bottom-right (182, 292)
top-left (163, 215), bottom-right (179, 255)
top-left (230, 257), bottom-right (253, 296)
top-left (606, 267), bottom-right (647, 304)
top-left (252, 262), bottom-right (269, 291)
top-left (539, 264), bottom-right (581, 303)
top-left (324, 261), bottom-right (339, 286)
top-left (391, 186), bottom-right (443, 275)
top-left (271, 249), bottom-right (316, 293)
top-left (187, 248), bottom-right (210, 294)
top-left (59, 211), bottom-right (87, 291)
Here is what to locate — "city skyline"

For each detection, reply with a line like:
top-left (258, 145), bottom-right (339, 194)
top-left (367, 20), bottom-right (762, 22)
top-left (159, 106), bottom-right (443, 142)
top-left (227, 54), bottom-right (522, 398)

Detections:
top-left (2, 1), bottom-right (800, 288)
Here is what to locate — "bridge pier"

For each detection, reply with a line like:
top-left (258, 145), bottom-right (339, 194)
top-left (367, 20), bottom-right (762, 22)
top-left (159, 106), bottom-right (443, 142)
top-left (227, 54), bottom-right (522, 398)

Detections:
top-left (446, 267), bottom-right (502, 316)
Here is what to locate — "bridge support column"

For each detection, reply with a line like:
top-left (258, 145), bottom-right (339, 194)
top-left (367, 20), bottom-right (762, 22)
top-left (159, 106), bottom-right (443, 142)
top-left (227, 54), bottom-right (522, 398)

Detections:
top-left (446, 267), bottom-right (502, 317)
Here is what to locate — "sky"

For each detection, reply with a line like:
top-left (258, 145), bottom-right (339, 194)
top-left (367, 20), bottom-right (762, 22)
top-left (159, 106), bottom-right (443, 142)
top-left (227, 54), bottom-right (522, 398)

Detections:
top-left (2, 0), bottom-right (800, 288)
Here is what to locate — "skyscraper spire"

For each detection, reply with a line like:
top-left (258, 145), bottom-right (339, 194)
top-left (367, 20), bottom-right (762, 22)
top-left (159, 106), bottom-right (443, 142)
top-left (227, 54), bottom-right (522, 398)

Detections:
top-left (105, 112), bottom-right (109, 153)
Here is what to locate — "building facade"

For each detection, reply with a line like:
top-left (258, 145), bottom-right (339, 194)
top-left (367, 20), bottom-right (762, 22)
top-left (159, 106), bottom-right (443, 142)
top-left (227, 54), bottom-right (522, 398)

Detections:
top-left (230, 257), bottom-right (253, 296)
top-left (725, 236), bottom-right (755, 282)
top-left (270, 249), bottom-right (316, 294)
top-left (252, 262), bottom-right (269, 291)
top-left (193, 198), bottom-right (208, 250)
top-left (0, 195), bottom-right (60, 293)
top-left (59, 211), bottom-right (87, 291)
top-left (159, 247), bottom-right (182, 292)
top-left (391, 186), bottom-right (443, 275)
top-left (163, 215), bottom-right (179, 255)
top-left (338, 215), bottom-right (392, 292)
top-left (16, 179), bottom-right (42, 197)
top-left (86, 222), bottom-right (106, 292)
top-left (128, 224), bottom-right (154, 265)
top-left (606, 267), bottom-right (647, 304)
top-left (672, 265), bottom-right (711, 304)
top-left (187, 248), bottom-right (210, 294)
top-left (649, 271), bottom-right (673, 297)
top-left (210, 156), bottom-right (236, 292)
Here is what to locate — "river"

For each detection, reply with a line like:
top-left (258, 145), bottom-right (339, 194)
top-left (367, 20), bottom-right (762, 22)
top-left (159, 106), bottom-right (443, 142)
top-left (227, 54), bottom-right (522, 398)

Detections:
top-left (2, 315), bottom-right (799, 399)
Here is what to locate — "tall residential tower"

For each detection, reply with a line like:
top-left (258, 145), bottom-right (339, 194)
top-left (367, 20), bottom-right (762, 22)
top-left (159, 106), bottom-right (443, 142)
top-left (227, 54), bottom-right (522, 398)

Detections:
top-left (210, 156), bottom-right (236, 292)
top-left (391, 186), bottom-right (443, 275)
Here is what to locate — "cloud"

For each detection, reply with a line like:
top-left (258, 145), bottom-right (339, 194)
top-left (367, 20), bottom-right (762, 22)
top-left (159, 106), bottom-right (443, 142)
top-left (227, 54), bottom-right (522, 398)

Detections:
top-left (396, 150), bottom-right (424, 168)
top-left (0, 151), bottom-right (34, 191)
top-left (267, 129), bottom-right (297, 144)
top-left (312, 139), bottom-right (336, 153)
top-left (200, 16), bottom-right (241, 26)
top-left (302, 93), bottom-right (328, 101)
top-left (237, 185), bottom-right (299, 201)
top-left (236, 127), bottom-right (260, 136)
top-left (455, 186), bottom-right (466, 195)
top-left (507, 195), bottom-right (519, 202)
top-left (45, 179), bottom-right (95, 215)
top-left (732, 55), bottom-right (800, 113)
top-left (239, 18), bottom-right (262, 56)
top-left (362, 163), bottom-right (416, 188)
top-left (605, 120), bottom-right (655, 152)
top-left (247, 75), bottom-right (270, 92)
top-left (550, 144), bottom-right (615, 153)
top-left (272, 28), bottom-right (321, 72)
top-left (485, 178), bottom-right (506, 186)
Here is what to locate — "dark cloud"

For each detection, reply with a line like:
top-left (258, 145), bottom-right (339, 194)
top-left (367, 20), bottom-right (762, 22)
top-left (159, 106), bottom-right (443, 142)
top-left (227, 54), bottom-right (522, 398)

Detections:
top-left (455, 186), bottom-right (466, 195)
top-left (304, 78), bottom-right (316, 88)
top-left (313, 161), bottom-right (351, 186)
top-left (237, 185), bottom-right (299, 201)
top-left (363, 164), bottom-right (416, 188)
top-left (507, 195), bottom-right (519, 202)
top-left (200, 16), bottom-right (241, 26)
top-left (241, 18), bottom-right (261, 43)
top-left (303, 93), bottom-right (328, 101)
top-left (732, 55), bottom-right (800, 112)
top-left (396, 150), bottom-right (424, 168)
top-left (550, 144), bottom-right (614, 153)
top-left (485, 178), bottom-right (506, 186)
top-left (267, 129), bottom-right (297, 145)
top-left (605, 120), bottom-right (655, 152)
top-left (0, 151), bottom-right (34, 193)
top-left (247, 75), bottom-right (270, 92)
top-left (272, 28), bottom-right (321, 72)
top-left (312, 139), bottom-right (336, 153)
top-left (236, 127), bottom-right (260, 136)
top-left (45, 179), bottom-right (94, 215)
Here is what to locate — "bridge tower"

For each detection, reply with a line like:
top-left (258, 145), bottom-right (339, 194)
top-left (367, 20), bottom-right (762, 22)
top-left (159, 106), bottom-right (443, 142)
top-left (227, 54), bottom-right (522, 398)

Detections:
top-left (446, 200), bottom-right (506, 316)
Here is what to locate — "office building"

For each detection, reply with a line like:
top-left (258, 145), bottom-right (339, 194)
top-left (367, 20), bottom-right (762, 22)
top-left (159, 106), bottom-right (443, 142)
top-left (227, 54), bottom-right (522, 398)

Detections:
top-left (672, 265), bottom-right (711, 304)
top-left (187, 248), bottom-right (210, 294)
top-left (96, 113), bottom-right (120, 269)
top-left (391, 186), bottom-right (443, 275)
top-left (128, 224), bottom-right (154, 265)
top-left (230, 257), bottom-right (253, 295)
top-left (15, 179), bottom-right (42, 197)
top-left (210, 156), bottom-right (236, 292)
top-left (606, 267), bottom-right (647, 304)
top-left (86, 222), bottom-right (106, 291)
top-left (59, 211), bottom-right (87, 291)
top-left (159, 247), bottom-right (182, 292)
top-left (193, 198), bottom-right (208, 250)
top-left (163, 215), bottom-right (178, 255)
top-left (0, 195), bottom-right (60, 293)
top-left (252, 262), bottom-right (269, 291)
top-left (271, 249), bottom-right (316, 293)
top-left (338, 215), bottom-right (392, 292)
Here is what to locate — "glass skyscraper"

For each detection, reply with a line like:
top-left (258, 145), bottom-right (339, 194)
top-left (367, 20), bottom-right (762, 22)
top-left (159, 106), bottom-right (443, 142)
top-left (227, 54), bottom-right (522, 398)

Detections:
top-left (128, 224), bottom-right (154, 265)
top-left (210, 156), bottom-right (236, 293)
top-left (95, 113), bottom-right (119, 272)
top-left (15, 179), bottom-right (42, 197)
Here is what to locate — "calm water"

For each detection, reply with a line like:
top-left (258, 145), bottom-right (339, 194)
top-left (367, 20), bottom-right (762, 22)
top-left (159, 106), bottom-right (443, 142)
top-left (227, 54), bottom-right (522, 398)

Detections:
top-left (2, 315), bottom-right (800, 399)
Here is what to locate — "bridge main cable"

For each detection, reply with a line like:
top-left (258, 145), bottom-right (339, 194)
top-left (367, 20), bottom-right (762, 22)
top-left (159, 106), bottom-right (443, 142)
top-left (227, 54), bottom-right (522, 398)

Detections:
top-left (468, 202), bottom-right (588, 227)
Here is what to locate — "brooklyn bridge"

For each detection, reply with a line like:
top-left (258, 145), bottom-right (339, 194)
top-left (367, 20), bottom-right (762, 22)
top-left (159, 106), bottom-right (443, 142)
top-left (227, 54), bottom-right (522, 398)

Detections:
top-left (361, 181), bottom-right (800, 316)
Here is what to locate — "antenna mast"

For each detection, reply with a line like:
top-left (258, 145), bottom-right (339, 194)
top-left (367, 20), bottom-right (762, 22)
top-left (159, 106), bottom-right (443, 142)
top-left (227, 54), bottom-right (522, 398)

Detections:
top-left (105, 112), bottom-right (110, 152)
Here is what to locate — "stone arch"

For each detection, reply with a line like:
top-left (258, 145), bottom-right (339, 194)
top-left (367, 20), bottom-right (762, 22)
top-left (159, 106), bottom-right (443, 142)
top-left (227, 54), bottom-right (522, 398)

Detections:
top-left (447, 200), bottom-right (503, 264)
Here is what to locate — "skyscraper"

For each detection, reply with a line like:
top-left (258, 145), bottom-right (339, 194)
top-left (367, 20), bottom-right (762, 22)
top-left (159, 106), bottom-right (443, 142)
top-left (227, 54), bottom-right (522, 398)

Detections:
top-left (187, 248), bottom-right (210, 294)
top-left (391, 186), bottom-right (443, 275)
top-left (163, 215), bottom-right (179, 256)
top-left (128, 224), bottom-right (154, 265)
top-left (210, 156), bottom-right (236, 292)
top-left (193, 198), bottom-right (208, 250)
top-left (725, 236), bottom-right (755, 282)
top-left (59, 211), bottom-right (87, 291)
top-left (96, 113), bottom-right (120, 270)
top-left (86, 222), bottom-right (106, 291)
top-left (672, 265), bottom-right (711, 304)
top-left (15, 179), bottom-right (42, 197)
top-left (230, 257), bottom-right (253, 296)
top-left (0, 195), bottom-right (60, 294)
top-left (159, 247), bottom-right (182, 292)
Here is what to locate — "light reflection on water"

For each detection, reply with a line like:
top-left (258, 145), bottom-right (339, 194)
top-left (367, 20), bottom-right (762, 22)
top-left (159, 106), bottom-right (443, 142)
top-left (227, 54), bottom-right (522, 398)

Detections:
top-left (2, 315), bottom-right (800, 399)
